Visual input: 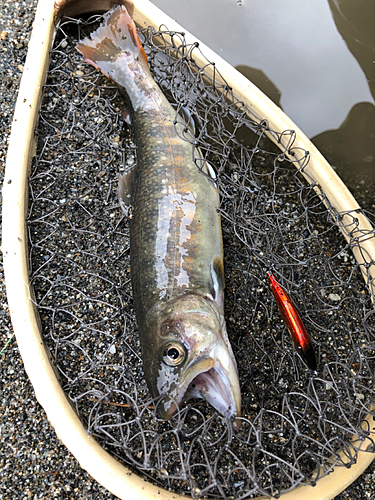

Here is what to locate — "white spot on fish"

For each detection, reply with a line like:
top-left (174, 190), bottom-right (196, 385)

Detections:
top-left (155, 186), bottom-right (196, 294)
top-left (157, 363), bottom-right (179, 396)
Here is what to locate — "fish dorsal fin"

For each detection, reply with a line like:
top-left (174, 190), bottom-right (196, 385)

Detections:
top-left (123, 108), bottom-right (132, 126)
top-left (76, 5), bottom-right (148, 78)
top-left (118, 169), bottom-right (135, 215)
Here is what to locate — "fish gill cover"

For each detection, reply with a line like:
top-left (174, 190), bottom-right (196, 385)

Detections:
top-left (28, 13), bottom-right (375, 499)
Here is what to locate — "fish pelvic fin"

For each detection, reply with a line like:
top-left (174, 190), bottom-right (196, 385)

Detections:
top-left (76, 5), bottom-right (148, 78)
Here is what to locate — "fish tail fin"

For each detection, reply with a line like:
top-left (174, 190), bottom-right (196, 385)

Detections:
top-left (76, 5), bottom-right (148, 78)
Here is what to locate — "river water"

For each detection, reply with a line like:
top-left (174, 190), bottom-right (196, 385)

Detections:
top-left (151, 0), bottom-right (375, 184)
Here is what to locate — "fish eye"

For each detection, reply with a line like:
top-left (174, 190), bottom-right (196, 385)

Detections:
top-left (162, 343), bottom-right (186, 367)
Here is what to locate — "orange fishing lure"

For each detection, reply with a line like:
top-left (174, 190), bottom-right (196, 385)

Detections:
top-left (268, 272), bottom-right (317, 370)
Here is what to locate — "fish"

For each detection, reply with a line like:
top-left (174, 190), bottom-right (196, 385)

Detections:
top-left (76, 5), bottom-right (241, 428)
top-left (267, 272), bottom-right (317, 370)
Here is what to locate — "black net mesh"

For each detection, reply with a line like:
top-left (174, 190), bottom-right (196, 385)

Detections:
top-left (27, 14), bottom-right (375, 499)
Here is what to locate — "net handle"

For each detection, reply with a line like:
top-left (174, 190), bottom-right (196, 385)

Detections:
top-left (2, 0), bottom-right (374, 499)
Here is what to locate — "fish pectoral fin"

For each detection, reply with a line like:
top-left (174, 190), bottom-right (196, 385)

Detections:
top-left (118, 169), bottom-right (135, 215)
top-left (204, 160), bottom-right (217, 181)
top-left (210, 256), bottom-right (225, 306)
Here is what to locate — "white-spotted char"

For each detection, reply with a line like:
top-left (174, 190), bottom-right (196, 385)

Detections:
top-left (77, 5), bottom-right (241, 428)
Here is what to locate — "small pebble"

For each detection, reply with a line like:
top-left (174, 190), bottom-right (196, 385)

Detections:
top-left (328, 293), bottom-right (341, 301)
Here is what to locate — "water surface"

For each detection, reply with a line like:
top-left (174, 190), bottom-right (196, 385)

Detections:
top-left (151, 0), bottom-right (375, 183)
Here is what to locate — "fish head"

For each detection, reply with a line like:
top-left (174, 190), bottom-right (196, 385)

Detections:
top-left (142, 294), bottom-right (241, 428)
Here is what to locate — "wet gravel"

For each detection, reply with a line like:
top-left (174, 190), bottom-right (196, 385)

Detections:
top-left (1, 1), bottom-right (375, 499)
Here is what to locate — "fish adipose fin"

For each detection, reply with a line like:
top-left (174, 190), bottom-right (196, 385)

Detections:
top-left (76, 5), bottom-right (148, 78)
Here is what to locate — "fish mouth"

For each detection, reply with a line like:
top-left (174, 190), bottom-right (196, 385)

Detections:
top-left (156, 358), bottom-right (241, 429)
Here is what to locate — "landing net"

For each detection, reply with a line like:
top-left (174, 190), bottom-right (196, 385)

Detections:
top-left (27, 14), bottom-right (375, 499)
